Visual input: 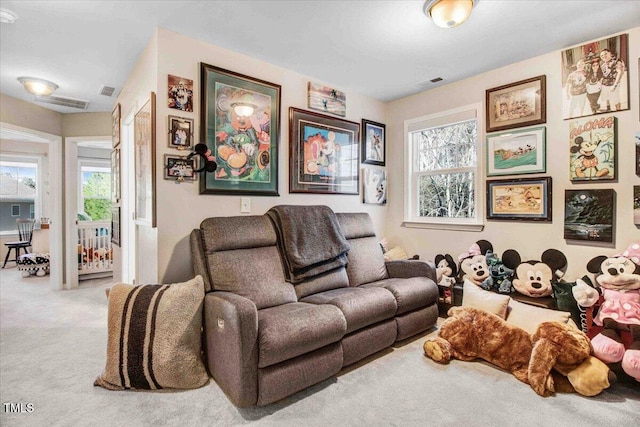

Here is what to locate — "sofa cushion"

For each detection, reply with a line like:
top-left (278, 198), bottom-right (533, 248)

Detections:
top-left (293, 267), bottom-right (350, 300)
top-left (506, 299), bottom-right (571, 335)
top-left (361, 277), bottom-right (438, 315)
top-left (94, 276), bottom-right (208, 390)
top-left (301, 287), bottom-right (397, 333)
top-left (200, 215), bottom-right (276, 252)
top-left (257, 302), bottom-right (346, 368)
top-left (462, 279), bottom-right (510, 319)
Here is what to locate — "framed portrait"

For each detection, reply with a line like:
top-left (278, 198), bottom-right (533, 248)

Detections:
top-left (308, 82), bottom-right (346, 117)
top-left (164, 154), bottom-right (196, 181)
top-left (634, 186), bottom-right (640, 226)
top-left (134, 92), bottom-right (156, 227)
top-left (486, 176), bottom-right (552, 222)
top-left (569, 115), bottom-right (616, 181)
top-left (361, 119), bottom-right (386, 166)
top-left (561, 33), bottom-right (629, 120)
top-left (486, 126), bottom-right (546, 176)
top-left (111, 103), bottom-right (120, 148)
top-left (110, 148), bottom-right (120, 204)
top-left (486, 75), bottom-right (546, 133)
top-left (110, 206), bottom-right (120, 247)
top-left (168, 115), bottom-right (193, 150)
top-left (289, 107), bottom-right (360, 195)
top-left (564, 189), bottom-right (615, 243)
top-left (363, 168), bottom-right (387, 205)
top-left (168, 74), bottom-right (193, 112)
top-left (635, 131), bottom-right (640, 176)
top-left (200, 63), bottom-right (280, 196)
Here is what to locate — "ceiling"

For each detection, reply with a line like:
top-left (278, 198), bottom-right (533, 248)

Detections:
top-left (1, 1), bottom-right (640, 114)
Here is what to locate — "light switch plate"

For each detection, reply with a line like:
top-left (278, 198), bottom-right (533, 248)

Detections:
top-left (240, 197), bottom-right (251, 213)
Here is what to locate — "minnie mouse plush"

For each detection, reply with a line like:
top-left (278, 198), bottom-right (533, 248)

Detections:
top-left (457, 240), bottom-right (493, 286)
top-left (572, 243), bottom-right (640, 382)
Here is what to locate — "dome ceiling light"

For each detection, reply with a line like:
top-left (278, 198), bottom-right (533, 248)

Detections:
top-left (424, 0), bottom-right (479, 29)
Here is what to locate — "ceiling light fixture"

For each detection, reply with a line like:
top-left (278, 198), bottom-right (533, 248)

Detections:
top-left (424, 0), bottom-right (479, 29)
top-left (17, 77), bottom-right (59, 96)
top-left (0, 8), bottom-right (18, 24)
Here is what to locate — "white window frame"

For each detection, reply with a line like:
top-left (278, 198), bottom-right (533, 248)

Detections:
top-left (78, 159), bottom-right (111, 217)
top-left (403, 103), bottom-right (484, 231)
top-left (0, 155), bottom-right (42, 236)
top-left (11, 205), bottom-right (20, 217)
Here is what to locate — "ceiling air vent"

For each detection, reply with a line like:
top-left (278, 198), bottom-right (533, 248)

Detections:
top-left (33, 95), bottom-right (90, 110)
top-left (430, 77), bottom-right (443, 83)
top-left (99, 85), bottom-right (115, 97)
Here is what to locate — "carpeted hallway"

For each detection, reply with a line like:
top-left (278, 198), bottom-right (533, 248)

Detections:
top-left (1, 267), bottom-right (638, 426)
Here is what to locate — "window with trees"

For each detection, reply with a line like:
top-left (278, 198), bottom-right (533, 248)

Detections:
top-left (80, 163), bottom-right (111, 221)
top-left (0, 157), bottom-right (39, 234)
top-left (404, 104), bottom-right (482, 229)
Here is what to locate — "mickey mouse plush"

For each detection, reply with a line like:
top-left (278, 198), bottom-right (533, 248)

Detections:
top-left (502, 249), bottom-right (568, 298)
top-left (457, 240), bottom-right (493, 286)
top-left (572, 243), bottom-right (640, 382)
top-left (435, 254), bottom-right (458, 287)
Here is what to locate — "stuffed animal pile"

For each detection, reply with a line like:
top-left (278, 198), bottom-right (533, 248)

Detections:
top-left (572, 242), bottom-right (640, 382)
top-left (423, 306), bottom-right (613, 397)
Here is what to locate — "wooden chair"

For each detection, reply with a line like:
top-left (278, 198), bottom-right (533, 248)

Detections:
top-left (2, 219), bottom-right (35, 268)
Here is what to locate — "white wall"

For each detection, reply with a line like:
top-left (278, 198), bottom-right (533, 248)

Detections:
top-left (385, 27), bottom-right (640, 281)
top-left (153, 28), bottom-right (387, 283)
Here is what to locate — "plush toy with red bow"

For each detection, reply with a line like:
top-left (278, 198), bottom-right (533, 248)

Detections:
top-left (572, 242), bottom-right (640, 382)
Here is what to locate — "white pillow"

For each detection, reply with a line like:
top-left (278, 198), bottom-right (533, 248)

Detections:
top-left (506, 299), bottom-right (571, 335)
top-left (462, 279), bottom-right (510, 319)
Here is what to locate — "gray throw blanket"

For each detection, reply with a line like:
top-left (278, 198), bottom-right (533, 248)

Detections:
top-left (266, 205), bottom-right (350, 283)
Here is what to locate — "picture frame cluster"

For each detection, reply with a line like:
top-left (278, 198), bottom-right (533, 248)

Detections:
top-left (165, 74), bottom-right (197, 183)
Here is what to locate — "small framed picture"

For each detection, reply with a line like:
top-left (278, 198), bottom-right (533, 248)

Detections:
top-left (361, 119), bottom-right (386, 166)
top-left (168, 75), bottom-right (193, 112)
top-left (634, 185), bottom-right (640, 226)
top-left (486, 126), bottom-right (546, 176)
top-left (486, 75), bottom-right (546, 133)
top-left (111, 103), bottom-right (121, 148)
top-left (363, 168), bottom-right (387, 205)
top-left (564, 189), bottom-right (615, 243)
top-left (486, 176), bottom-right (552, 222)
top-left (308, 82), bottom-right (346, 117)
top-left (111, 206), bottom-right (120, 247)
top-left (110, 148), bottom-right (120, 203)
top-left (164, 155), bottom-right (196, 181)
top-left (635, 131), bottom-right (640, 176)
top-left (168, 115), bottom-right (194, 150)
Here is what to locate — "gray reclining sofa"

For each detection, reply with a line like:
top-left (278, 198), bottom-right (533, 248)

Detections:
top-left (190, 206), bottom-right (439, 406)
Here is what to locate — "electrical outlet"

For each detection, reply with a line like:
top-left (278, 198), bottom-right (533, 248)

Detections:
top-left (240, 197), bottom-right (251, 213)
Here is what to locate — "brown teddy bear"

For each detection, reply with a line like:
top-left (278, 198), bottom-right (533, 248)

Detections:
top-left (423, 306), bottom-right (614, 396)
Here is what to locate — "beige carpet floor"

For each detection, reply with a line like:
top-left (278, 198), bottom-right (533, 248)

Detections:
top-left (1, 267), bottom-right (639, 427)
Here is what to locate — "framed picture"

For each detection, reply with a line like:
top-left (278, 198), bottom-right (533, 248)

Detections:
top-left (561, 33), bottom-right (629, 119)
top-left (134, 92), bottom-right (156, 227)
top-left (168, 115), bottom-right (194, 150)
top-left (486, 177), bottom-right (552, 221)
top-left (486, 126), bottom-right (546, 176)
top-left (308, 82), bottom-right (346, 117)
top-left (111, 103), bottom-right (120, 148)
top-left (289, 107), bottom-right (360, 195)
top-left (361, 119), bottom-right (386, 166)
top-left (363, 168), bottom-right (387, 205)
top-left (200, 63), bottom-right (280, 196)
top-left (635, 131), bottom-right (640, 176)
top-left (110, 148), bottom-right (120, 204)
top-left (111, 206), bottom-right (120, 247)
top-left (569, 115), bottom-right (616, 181)
top-left (164, 154), bottom-right (196, 181)
top-left (168, 75), bottom-right (193, 112)
top-left (634, 186), bottom-right (640, 226)
top-left (564, 189), bottom-right (615, 243)
top-left (486, 75), bottom-right (546, 133)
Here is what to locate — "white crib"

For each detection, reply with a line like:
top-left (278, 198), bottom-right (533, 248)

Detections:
top-left (77, 220), bottom-right (113, 276)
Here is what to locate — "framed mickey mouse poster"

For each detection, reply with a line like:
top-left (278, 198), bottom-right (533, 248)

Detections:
top-left (568, 115), bottom-right (616, 182)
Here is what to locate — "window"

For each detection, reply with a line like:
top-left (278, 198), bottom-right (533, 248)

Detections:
top-left (0, 157), bottom-right (40, 234)
top-left (79, 162), bottom-right (112, 221)
top-left (404, 104), bottom-right (483, 230)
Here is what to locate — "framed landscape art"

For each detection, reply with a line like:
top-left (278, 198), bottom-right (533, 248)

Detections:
top-left (561, 33), bottom-right (629, 119)
top-left (200, 63), bottom-right (281, 196)
top-left (486, 177), bottom-right (552, 222)
top-left (308, 82), bottom-right (346, 117)
top-left (289, 107), bottom-right (360, 195)
top-left (569, 115), bottom-right (616, 181)
top-left (361, 119), bottom-right (386, 166)
top-left (564, 189), bottom-right (615, 243)
top-left (486, 126), bottom-right (545, 176)
top-left (486, 75), bottom-right (546, 133)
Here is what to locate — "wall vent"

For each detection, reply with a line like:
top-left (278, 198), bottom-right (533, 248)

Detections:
top-left (33, 95), bottom-right (90, 110)
top-left (99, 85), bottom-right (116, 97)
top-left (430, 77), bottom-right (443, 83)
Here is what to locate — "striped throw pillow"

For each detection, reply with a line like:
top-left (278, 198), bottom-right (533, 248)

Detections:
top-left (94, 275), bottom-right (208, 390)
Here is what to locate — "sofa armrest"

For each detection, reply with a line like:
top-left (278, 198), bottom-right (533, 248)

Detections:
top-left (385, 259), bottom-right (436, 282)
top-left (204, 291), bottom-right (259, 407)
top-left (191, 229), bottom-right (212, 292)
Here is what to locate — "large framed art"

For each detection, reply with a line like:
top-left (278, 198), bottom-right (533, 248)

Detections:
top-left (486, 75), bottom-right (546, 133)
top-left (134, 92), bottom-right (156, 227)
top-left (289, 107), bottom-right (360, 194)
top-left (486, 177), bottom-right (552, 222)
top-left (564, 189), bottom-right (615, 243)
top-left (200, 63), bottom-right (281, 196)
